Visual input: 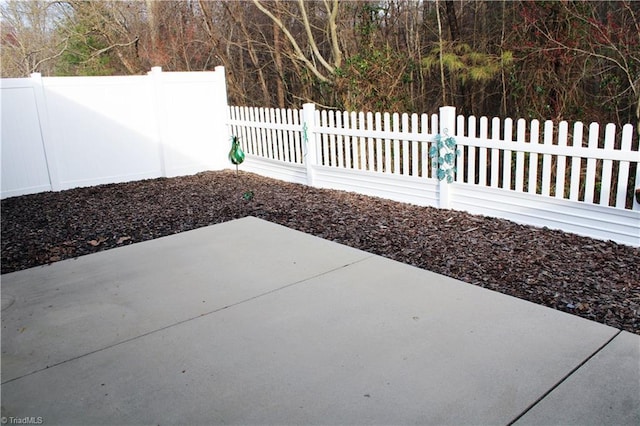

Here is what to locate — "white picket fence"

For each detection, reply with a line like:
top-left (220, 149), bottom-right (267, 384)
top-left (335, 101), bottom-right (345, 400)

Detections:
top-left (228, 104), bottom-right (640, 246)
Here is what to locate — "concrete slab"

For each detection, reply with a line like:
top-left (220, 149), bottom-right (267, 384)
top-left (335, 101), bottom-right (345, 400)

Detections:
top-left (1, 217), bottom-right (370, 381)
top-left (515, 330), bottom-right (640, 425)
top-left (1, 217), bottom-right (634, 425)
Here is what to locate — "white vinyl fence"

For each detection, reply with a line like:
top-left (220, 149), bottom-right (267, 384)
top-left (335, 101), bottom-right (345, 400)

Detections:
top-left (0, 67), bottom-right (229, 199)
top-left (228, 104), bottom-right (640, 247)
top-left (2, 68), bottom-right (638, 246)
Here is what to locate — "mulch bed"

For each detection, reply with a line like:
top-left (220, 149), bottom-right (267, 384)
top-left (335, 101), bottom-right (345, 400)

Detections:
top-left (2, 170), bottom-right (639, 335)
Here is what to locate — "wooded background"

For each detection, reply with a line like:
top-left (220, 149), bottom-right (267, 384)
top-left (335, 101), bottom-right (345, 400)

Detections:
top-left (2, 0), bottom-right (638, 135)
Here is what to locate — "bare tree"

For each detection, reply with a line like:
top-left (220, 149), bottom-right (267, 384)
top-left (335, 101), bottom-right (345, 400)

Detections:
top-left (0, 0), bottom-right (67, 77)
top-left (251, 0), bottom-right (342, 84)
top-left (510, 0), bottom-right (639, 129)
top-left (1, 0), bottom-right (636, 137)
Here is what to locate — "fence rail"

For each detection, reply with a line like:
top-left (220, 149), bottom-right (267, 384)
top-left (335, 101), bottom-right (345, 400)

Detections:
top-left (228, 104), bottom-right (640, 247)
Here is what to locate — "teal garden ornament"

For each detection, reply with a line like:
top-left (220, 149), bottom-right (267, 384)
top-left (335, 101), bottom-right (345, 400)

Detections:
top-left (429, 132), bottom-right (459, 183)
top-left (228, 136), bottom-right (245, 174)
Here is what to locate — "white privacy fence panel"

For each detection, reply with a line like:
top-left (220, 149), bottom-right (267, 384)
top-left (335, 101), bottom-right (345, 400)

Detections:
top-left (0, 79), bottom-right (53, 198)
top-left (1, 67), bottom-right (229, 199)
top-left (228, 103), bottom-right (639, 246)
top-left (42, 74), bottom-right (161, 189)
top-left (151, 68), bottom-right (228, 177)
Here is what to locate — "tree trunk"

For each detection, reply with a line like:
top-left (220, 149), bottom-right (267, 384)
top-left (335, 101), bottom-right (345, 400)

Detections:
top-left (435, 0), bottom-right (447, 105)
top-left (273, 14), bottom-right (285, 108)
top-left (145, 0), bottom-right (159, 65)
top-left (444, 0), bottom-right (459, 41)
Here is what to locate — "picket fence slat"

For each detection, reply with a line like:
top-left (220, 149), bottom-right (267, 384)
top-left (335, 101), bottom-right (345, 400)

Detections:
top-left (239, 107), bottom-right (248, 155)
top-left (344, 112), bottom-right (352, 169)
top-left (367, 112), bottom-right (375, 172)
top-left (262, 108), bottom-right (269, 157)
top-left (600, 124), bottom-right (616, 206)
top-left (479, 117), bottom-right (488, 186)
top-left (615, 125), bottom-right (633, 208)
top-left (468, 116), bottom-right (477, 184)
top-left (274, 108), bottom-right (282, 160)
top-left (411, 114), bottom-right (420, 177)
top-left (541, 120), bottom-right (553, 197)
top-left (585, 123), bottom-right (599, 203)
top-left (359, 111), bottom-right (367, 171)
top-left (393, 113), bottom-right (400, 175)
top-left (515, 119), bottom-right (526, 192)
top-left (320, 110), bottom-right (328, 166)
top-left (456, 115), bottom-right (466, 184)
top-left (528, 120), bottom-right (540, 194)
top-left (335, 111), bottom-right (344, 168)
top-left (555, 121), bottom-right (568, 200)
top-left (294, 109), bottom-right (303, 163)
top-left (490, 117), bottom-right (500, 188)
top-left (569, 122), bottom-right (583, 201)
top-left (402, 114), bottom-right (410, 176)
top-left (251, 107), bottom-right (260, 157)
top-left (502, 118), bottom-right (513, 190)
top-left (384, 113), bottom-right (392, 174)
top-left (275, 109), bottom-right (282, 161)
top-left (375, 113), bottom-right (383, 172)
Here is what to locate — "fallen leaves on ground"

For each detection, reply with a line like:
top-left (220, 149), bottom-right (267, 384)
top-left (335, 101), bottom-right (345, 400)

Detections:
top-left (2, 170), bottom-right (639, 334)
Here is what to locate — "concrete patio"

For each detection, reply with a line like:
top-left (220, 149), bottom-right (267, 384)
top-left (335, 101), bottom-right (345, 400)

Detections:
top-left (1, 216), bottom-right (638, 425)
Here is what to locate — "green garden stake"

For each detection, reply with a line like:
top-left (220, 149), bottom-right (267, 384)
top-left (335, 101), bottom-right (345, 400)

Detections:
top-left (228, 136), bottom-right (245, 175)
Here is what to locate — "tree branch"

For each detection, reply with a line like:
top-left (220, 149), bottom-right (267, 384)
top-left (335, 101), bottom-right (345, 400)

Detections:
top-left (31, 37), bottom-right (69, 74)
top-left (252, 0), bottom-right (330, 83)
top-left (87, 36), bottom-right (139, 60)
top-left (323, 0), bottom-right (342, 68)
top-left (297, 0), bottom-right (333, 74)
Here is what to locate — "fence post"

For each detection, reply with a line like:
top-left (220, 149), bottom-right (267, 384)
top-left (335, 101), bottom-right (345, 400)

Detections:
top-left (302, 103), bottom-right (317, 186)
top-left (634, 174), bottom-right (640, 211)
top-left (438, 106), bottom-right (456, 209)
top-left (148, 66), bottom-right (167, 177)
top-left (30, 72), bottom-right (61, 191)
top-left (213, 65), bottom-right (231, 171)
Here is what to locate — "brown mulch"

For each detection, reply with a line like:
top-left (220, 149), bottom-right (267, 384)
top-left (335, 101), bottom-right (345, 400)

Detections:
top-left (2, 170), bottom-right (639, 335)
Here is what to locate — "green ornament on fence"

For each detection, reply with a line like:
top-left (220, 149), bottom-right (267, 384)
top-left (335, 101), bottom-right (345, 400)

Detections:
top-left (429, 133), bottom-right (459, 183)
top-left (228, 136), bottom-right (245, 174)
